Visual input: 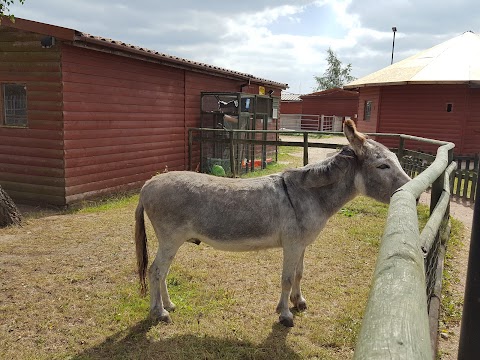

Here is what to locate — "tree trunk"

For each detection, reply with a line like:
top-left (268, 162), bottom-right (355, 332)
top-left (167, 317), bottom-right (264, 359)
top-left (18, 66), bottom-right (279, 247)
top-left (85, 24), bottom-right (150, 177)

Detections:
top-left (0, 185), bottom-right (22, 227)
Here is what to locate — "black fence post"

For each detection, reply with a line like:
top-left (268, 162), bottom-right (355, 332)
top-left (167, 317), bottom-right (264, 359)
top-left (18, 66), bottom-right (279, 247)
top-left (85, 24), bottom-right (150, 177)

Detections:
top-left (458, 172), bottom-right (480, 359)
top-left (398, 136), bottom-right (405, 161)
top-left (229, 130), bottom-right (236, 177)
top-left (303, 132), bottom-right (309, 166)
top-left (188, 129), bottom-right (193, 171)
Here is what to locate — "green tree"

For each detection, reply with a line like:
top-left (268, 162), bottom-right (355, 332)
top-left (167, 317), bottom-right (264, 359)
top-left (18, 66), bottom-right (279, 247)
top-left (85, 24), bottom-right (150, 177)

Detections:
top-left (0, 0), bottom-right (25, 19)
top-left (314, 47), bottom-right (356, 90)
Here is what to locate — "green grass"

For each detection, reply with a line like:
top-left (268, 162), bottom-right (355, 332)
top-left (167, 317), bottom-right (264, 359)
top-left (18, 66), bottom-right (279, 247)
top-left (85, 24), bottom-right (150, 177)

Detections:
top-left (452, 176), bottom-right (476, 199)
top-left (1, 145), bottom-right (467, 360)
top-left (240, 146), bottom-right (304, 178)
top-left (280, 132), bottom-right (334, 140)
top-left (439, 218), bottom-right (464, 330)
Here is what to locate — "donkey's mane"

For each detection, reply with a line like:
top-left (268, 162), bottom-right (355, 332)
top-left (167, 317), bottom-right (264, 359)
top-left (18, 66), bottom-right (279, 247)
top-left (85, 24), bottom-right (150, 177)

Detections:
top-left (282, 146), bottom-right (357, 188)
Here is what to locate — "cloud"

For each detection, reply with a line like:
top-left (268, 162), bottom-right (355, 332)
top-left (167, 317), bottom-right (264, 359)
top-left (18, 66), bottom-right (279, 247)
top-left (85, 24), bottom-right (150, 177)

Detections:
top-left (8, 0), bottom-right (479, 94)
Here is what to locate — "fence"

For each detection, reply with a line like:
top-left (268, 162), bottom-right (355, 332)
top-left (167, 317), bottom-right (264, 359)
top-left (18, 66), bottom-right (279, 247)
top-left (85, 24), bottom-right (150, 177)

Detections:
top-left (397, 149), bottom-right (478, 203)
top-left (188, 128), bottom-right (458, 358)
top-left (355, 135), bottom-right (455, 359)
top-left (279, 114), bottom-right (340, 131)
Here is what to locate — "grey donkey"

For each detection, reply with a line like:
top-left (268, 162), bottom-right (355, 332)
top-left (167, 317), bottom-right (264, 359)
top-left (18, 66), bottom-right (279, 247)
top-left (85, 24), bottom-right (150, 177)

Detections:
top-left (135, 119), bottom-right (411, 327)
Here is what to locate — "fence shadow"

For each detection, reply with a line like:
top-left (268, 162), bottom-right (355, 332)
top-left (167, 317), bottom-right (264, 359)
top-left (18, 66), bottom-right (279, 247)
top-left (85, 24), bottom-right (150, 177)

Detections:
top-left (71, 320), bottom-right (301, 360)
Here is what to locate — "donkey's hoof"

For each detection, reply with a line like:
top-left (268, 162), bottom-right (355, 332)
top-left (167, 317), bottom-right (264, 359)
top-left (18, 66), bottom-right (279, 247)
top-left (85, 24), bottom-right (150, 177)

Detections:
top-left (279, 315), bottom-right (294, 328)
top-left (150, 310), bottom-right (172, 324)
top-left (164, 303), bottom-right (176, 312)
top-left (295, 301), bottom-right (307, 312)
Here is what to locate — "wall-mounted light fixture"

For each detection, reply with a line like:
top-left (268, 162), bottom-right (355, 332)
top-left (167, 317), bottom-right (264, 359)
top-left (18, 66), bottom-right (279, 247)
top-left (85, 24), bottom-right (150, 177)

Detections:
top-left (41, 36), bottom-right (55, 48)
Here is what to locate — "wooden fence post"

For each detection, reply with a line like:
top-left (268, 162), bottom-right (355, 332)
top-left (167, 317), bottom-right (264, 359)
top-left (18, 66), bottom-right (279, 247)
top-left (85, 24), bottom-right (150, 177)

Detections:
top-left (354, 191), bottom-right (432, 360)
top-left (458, 172), bottom-right (480, 359)
top-left (229, 130), bottom-right (236, 177)
top-left (303, 132), bottom-right (309, 166)
top-left (188, 129), bottom-right (193, 171)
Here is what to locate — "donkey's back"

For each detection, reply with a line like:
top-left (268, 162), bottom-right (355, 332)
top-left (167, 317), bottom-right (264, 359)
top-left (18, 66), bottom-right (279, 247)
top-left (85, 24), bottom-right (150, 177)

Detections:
top-left (139, 171), bottom-right (294, 251)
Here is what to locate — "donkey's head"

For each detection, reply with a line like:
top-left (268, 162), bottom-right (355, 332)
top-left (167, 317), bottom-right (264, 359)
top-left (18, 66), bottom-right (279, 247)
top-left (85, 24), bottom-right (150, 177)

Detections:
top-left (344, 120), bottom-right (411, 203)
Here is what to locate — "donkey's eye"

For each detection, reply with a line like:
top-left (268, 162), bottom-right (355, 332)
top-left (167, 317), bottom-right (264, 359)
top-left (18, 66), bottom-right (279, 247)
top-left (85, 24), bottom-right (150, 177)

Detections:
top-left (377, 164), bottom-right (390, 169)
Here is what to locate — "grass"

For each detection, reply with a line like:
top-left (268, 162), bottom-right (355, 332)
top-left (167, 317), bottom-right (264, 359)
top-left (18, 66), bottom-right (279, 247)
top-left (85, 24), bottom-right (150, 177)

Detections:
top-left (439, 218), bottom-right (465, 335)
top-left (1, 195), bottom-right (385, 360)
top-left (452, 176), bottom-right (476, 200)
top-left (0, 146), bottom-right (466, 360)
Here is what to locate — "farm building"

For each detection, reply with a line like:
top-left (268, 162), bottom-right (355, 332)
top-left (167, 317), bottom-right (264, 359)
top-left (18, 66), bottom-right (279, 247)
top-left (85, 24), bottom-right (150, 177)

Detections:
top-left (0, 17), bottom-right (286, 206)
top-left (280, 92), bottom-right (303, 114)
top-left (345, 31), bottom-right (480, 156)
top-left (300, 88), bottom-right (358, 119)
top-left (280, 88), bottom-right (358, 131)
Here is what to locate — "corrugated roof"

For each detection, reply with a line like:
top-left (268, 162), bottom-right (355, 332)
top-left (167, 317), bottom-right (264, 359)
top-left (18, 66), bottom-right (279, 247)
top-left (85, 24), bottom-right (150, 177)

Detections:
top-left (281, 92), bottom-right (303, 101)
top-left (1, 17), bottom-right (288, 89)
top-left (345, 31), bottom-right (480, 88)
top-left (301, 87), bottom-right (358, 98)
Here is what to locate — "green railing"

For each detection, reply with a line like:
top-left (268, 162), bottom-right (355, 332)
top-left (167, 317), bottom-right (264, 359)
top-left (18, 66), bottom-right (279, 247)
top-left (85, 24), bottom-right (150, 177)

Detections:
top-left (354, 137), bottom-right (455, 360)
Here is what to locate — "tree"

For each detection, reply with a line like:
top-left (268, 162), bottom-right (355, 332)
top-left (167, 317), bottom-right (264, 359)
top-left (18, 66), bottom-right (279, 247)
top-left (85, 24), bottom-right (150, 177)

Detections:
top-left (0, 185), bottom-right (22, 227)
top-left (314, 47), bottom-right (356, 91)
top-left (0, 0), bottom-right (25, 19)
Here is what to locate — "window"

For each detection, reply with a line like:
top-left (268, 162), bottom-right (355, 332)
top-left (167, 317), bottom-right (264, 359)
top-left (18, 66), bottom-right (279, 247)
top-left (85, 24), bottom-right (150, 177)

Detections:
top-left (2, 83), bottom-right (27, 127)
top-left (446, 103), bottom-right (453, 112)
top-left (364, 100), bottom-right (372, 121)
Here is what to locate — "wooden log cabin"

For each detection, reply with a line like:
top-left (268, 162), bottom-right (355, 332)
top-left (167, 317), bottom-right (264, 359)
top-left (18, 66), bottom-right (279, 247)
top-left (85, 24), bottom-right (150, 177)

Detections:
top-left (0, 17), bottom-right (286, 206)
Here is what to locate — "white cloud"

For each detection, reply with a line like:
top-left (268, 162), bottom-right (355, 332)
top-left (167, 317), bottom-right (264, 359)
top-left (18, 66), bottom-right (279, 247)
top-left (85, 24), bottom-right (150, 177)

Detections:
top-left (8, 0), bottom-right (480, 94)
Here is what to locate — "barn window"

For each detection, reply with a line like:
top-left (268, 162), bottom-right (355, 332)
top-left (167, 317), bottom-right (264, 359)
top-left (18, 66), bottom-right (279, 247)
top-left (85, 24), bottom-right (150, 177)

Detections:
top-left (364, 100), bottom-right (372, 121)
top-left (2, 83), bottom-right (28, 127)
top-left (446, 103), bottom-right (453, 112)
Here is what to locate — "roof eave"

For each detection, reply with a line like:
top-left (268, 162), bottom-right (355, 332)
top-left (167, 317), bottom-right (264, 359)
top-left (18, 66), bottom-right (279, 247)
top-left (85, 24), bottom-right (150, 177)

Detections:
top-left (2, 17), bottom-right (288, 89)
top-left (73, 34), bottom-right (288, 89)
top-left (344, 80), bottom-right (473, 89)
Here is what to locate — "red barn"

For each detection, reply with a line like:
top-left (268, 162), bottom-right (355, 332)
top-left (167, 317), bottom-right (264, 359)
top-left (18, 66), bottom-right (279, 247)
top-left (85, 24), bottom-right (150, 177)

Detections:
top-left (300, 88), bottom-right (359, 119)
top-left (345, 31), bottom-right (480, 156)
top-left (280, 88), bottom-right (358, 131)
top-left (280, 92), bottom-right (303, 114)
top-left (0, 17), bottom-right (286, 205)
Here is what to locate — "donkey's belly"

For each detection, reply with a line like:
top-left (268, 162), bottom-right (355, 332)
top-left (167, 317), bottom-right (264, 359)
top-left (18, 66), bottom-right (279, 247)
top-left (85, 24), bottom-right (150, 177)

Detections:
top-left (193, 234), bottom-right (282, 252)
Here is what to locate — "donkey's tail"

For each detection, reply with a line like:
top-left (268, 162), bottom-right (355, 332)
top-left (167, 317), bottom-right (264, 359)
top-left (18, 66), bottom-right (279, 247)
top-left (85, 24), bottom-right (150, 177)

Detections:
top-left (135, 201), bottom-right (148, 297)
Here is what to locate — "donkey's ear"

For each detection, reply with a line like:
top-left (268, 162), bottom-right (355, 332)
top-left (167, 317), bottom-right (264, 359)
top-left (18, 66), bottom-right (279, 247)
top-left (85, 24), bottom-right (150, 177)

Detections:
top-left (343, 119), bottom-right (367, 157)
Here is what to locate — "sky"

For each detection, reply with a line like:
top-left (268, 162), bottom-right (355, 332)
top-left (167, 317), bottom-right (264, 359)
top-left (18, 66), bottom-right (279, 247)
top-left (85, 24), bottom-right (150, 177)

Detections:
top-left (7, 0), bottom-right (480, 94)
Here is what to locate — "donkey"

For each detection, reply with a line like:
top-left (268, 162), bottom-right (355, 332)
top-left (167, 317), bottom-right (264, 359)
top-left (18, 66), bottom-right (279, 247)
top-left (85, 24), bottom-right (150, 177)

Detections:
top-left (135, 120), bottom-right (411, 327)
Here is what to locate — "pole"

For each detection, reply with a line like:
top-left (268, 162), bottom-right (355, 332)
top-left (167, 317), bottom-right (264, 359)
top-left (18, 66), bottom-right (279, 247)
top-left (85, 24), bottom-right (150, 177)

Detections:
top-left (458, 173), bottom-right (480, 359)
top-left (391, 27), bottom-right (397, 65)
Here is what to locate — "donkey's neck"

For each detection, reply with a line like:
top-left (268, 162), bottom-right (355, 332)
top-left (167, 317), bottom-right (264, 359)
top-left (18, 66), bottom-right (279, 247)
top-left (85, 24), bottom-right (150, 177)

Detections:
top-left (283, 147), bottom-right (359, 218)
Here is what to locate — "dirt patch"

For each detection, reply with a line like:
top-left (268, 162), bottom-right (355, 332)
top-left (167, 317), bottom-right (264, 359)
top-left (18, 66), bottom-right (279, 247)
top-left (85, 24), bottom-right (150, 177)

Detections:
top-left (280, 135), bottom-right (348, 163)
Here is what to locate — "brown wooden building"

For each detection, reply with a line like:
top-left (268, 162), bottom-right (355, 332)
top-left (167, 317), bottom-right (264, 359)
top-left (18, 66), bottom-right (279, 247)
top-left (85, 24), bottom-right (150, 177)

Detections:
top-left (280, 88), bottom-right (359, 118)
top-left (280, 92), bottom-right (303, 114)
top-left (300, 88), bottom-right (359, 119)
top-left (0, 18), bottom-right (286, 205)
top-left (345, 31), bottom-right (480, 155)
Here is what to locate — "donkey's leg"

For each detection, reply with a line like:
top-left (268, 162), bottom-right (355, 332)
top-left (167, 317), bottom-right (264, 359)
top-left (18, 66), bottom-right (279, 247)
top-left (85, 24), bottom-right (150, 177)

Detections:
top-left (149, 238), bottom-right (182, 323)
top-left (290, 249), bottom-right (307, 311)
top-left (276, 246), bottom-right (305, 327)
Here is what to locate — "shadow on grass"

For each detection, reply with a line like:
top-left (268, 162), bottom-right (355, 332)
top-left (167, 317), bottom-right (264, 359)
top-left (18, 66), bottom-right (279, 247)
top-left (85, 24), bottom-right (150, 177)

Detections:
top-left (72, 320), bottom-right (301, 360)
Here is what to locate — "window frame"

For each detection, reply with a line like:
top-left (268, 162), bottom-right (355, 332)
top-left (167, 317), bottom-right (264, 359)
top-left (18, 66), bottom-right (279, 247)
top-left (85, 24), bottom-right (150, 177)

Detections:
top-left (364, 100), bottom-right (372, 121)
top-left (1, 83), bottom-right (28, 128)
